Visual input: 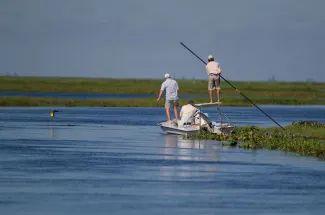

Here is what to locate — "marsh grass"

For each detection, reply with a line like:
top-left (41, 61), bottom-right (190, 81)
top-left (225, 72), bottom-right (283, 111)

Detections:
top-left (0, 96), bottom-right (161, 107)
top-left (1, 76), bottom-right (324, 106)
top-left (0, 96), bottom-right (324, 107)
top-left (1, 76), bottom-right (324, 99)
top-left (186, 122), bottom-right (325, 159)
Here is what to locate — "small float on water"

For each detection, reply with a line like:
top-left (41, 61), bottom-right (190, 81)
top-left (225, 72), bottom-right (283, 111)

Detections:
top-left (157, 102), bottom-right (234, 136)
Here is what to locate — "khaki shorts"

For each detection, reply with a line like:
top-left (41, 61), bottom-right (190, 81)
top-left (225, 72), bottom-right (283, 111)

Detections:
top-left (208, 74), bottom-right (221, 90)
top-left (165, 99), bottom-right (179, 109)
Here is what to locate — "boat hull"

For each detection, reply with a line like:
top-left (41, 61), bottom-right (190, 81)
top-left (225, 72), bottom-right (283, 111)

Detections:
top-left (158, 121), bottom-right (234, 136)
top-left (158, 121), bottom-right (200, 135)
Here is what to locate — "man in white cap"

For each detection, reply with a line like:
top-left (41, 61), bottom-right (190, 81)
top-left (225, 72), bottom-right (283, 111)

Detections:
top-left (157, 73), bottom-right (179, 123)
top-left (206, 55), bottom-right (222, 103)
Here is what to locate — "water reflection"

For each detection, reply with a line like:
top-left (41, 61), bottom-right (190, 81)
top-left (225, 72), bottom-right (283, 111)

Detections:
top-left (49, 128), bottom-right (55, 137)
top-left (161, 134), bottom-right (220, 178)
top-left (164, 134), bottom-right (222, 160)
top-left (163, 134), bottom-right (203, 161)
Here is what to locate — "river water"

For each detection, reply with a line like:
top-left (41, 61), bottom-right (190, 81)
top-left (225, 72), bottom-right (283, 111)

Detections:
top-left (0, 106), bottom-right (325, 215)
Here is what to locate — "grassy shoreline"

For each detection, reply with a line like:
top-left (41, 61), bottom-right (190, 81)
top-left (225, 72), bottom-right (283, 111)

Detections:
top-left (0, 76), bottom-right (324, 107)
top-left (185, 122), bottom-right (325, 159)
top-left (0, 96), bottom-right (324, 107)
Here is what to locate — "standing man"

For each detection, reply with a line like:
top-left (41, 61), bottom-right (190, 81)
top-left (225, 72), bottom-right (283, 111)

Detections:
top-left (206, 55), bottom-right (222, 103)
top-left (157, 73), bottom-right (179, 123)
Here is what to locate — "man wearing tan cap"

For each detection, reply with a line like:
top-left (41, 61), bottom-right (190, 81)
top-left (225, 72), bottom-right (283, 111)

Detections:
top-left (157, 73), bottom-right (179, 123)
top-left (206, 55), bottom-right (222, 103)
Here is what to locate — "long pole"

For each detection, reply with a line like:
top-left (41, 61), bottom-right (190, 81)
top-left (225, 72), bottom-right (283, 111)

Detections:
top-left (180, 42), bottom-right (285, 130)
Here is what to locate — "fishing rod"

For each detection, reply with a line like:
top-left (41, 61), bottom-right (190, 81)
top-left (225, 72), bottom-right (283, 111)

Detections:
top-left (180, 42), bottom-right (285, 130)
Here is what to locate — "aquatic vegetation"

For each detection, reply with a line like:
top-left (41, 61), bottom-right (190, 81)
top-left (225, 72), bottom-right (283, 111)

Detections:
top-left (0, 76), bottom-right (324, 106)
top-left (185, 122), bottom-right (325, 159)
top-left (292, 121), bottom-right (325, 127)
top-left (0, 96), bottom-right (162, 107)
top-left (0, 96), bottom-right (324, 107)
top-left (0, 76), bottom-right (324, 100)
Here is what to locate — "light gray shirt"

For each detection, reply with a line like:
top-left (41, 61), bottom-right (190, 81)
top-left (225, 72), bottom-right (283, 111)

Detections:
top-left (160, 78), bottom-right (179, 100)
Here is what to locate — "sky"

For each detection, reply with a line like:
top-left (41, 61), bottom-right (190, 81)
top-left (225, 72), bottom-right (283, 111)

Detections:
top-left (1, 0), bottom-right (325, 81)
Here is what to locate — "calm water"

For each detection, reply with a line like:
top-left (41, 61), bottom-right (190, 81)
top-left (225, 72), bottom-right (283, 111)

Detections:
top-left (0, 106), bottom-right (325, 215)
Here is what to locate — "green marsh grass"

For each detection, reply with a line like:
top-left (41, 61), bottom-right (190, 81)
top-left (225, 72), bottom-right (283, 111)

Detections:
top-left (0, 76), bottom-right (324, 106)
top-left (1, 96), bottom-right (324, 107)
top-left (1, 76), bottom-right (324, 99)
top-left (186, 122), bottom-right (325, 159)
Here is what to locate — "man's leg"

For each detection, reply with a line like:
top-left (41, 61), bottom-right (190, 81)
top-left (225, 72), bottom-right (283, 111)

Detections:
top-left (209, 90), bottom-right (213, 103)
top-left (165, 100), bottom-right (171, 122)
top-left (165, 108), bottom-right (171, 122)
top-left (216, 76), bottom-right (221, 102)
top-left (173, 106), bottom-right (178, 120)
top-left (216, 89), bottom-right (220, 102)
top-left (208, 76), bottom-right (214, 103)
top-left (173, 100), bottom-right (179, 120)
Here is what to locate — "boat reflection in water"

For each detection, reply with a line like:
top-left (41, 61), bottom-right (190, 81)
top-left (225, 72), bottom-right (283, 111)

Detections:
top-left (160, 134), bottom-right (221, 178)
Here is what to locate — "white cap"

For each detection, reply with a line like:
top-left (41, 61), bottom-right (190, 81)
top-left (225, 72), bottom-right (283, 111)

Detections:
top-left (164, 73), bottom-right (170, 78)
top-left (208, 55), bottom-right (214, 60)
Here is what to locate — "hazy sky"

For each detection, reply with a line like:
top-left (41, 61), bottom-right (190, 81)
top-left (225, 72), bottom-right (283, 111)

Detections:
top-left (1, 0), bottom-right (325, 81)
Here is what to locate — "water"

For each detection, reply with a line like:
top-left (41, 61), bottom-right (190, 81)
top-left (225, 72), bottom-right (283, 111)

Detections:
top-left (0, 106), bottom-right (325, 215)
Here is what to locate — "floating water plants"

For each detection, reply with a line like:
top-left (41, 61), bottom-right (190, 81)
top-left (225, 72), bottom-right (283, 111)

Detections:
top-left (185, 122), bottom-right (325, 159)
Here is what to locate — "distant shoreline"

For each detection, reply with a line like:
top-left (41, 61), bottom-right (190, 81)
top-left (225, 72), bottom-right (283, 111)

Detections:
top-left (0, 96), bottom-right (324, 107)
top-left (0, 76), bottom-right (324, 107)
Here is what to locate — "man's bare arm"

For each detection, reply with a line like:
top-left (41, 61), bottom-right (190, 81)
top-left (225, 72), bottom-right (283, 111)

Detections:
top-left (157, 90), bottom-right (164, 102)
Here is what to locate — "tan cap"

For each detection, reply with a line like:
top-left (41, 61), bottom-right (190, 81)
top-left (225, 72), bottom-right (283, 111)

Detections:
top-left (208, 55), bottom-right (214, 60)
